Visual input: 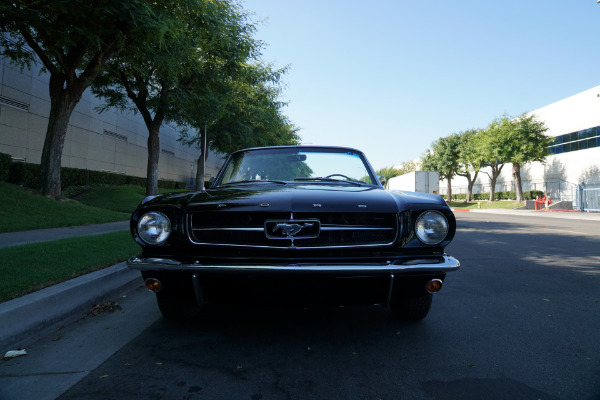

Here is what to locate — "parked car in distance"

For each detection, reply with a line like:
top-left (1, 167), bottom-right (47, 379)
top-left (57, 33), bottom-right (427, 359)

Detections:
top-left (127, 146), bottom-right (460, 321)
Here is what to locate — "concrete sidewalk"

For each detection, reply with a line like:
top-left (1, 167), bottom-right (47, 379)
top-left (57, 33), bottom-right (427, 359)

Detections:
top-left (451, 207), bottom-right (600, 221)
top-left (0, 262), bottom-right (141, 350)
top-left (0, 220), bottom-right (129, 249)
top-left (0, 220), bottom-right (140, 350)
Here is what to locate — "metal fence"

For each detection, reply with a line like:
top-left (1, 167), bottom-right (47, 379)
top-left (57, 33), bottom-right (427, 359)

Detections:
top-left (439, 179), bottom-right (596, 210)
top-left (439, 179), bottom-right (600, 212)
top-left (440, 179), bottom-right (578, 201)
top-left (580, 185), bottom-right (600, 212)
top-left (530, 179), bottom-right (579, 206)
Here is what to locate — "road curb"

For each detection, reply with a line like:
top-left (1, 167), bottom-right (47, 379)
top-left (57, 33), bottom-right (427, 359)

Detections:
top-left (0, 262), bottom-right (141, 351)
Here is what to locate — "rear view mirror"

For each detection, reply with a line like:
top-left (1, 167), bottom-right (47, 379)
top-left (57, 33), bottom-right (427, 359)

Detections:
top-left (287, 154), bottom-right (307, 162)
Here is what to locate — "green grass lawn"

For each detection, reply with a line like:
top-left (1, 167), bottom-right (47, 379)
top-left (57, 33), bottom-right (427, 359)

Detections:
top-left (0, 182), bottom-right (189, 232)
top-left (0, 230), bottom-right (140, 302)
top-left (448, 200), bottom-right (526, 210)
top-left (0, 182), bottom-right (191, 303)
top-left (70, 184), bottom-right (189, 213)
top-left (70, 184), bottom-right (152, 213)
top-left (0, 181), bottom-right (130, 233)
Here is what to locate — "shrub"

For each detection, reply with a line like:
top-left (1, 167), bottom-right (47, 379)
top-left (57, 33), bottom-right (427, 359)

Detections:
top-left (8, 161), bottom-right (185, 190)
top-left (126, 176), bottom-right (146, 187)
top-left (0, 153), bottom-right (12, 181)
top-left (9, 162), bottom-right (40, 187)
top-left (524, 190), bottom-right (544, 200)
top-left (448, 190), bottom-right (544, 201)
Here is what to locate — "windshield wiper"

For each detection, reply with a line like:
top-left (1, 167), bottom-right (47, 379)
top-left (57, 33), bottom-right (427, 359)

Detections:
top-left (221, 179), bottom-right (287, 186)
top-left (294, 177), bottom-right (366, 186)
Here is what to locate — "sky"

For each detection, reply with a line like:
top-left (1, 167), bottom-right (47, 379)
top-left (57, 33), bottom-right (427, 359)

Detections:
top-left (240, 0), bottom-right (600, 170)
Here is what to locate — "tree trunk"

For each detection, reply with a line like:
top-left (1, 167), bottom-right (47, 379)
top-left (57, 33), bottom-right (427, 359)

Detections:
top-left (194, 127), bottom-right (207, 191)
top-left (465, 173), bottom-right (473, 202)
top-left (446, 172), bottom-right (453, 201)
top-left (488, 163), bottom-right (504, 201)
top-left (146, 124), bottom-right (161, 196)
top-left (489, 166), bottom-right (500, 202)
top-left (195, 152), bottom-right (204, 191)
top-left (39, 76), bottom-right (82, 199)
top-left (513, 162), bottom-right (523, 202)
top-left (468, 171), bottom-right (479, 202)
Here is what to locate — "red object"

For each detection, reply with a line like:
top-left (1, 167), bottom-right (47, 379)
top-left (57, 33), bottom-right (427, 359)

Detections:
top-left (534, 196), bottom-right (552, 210)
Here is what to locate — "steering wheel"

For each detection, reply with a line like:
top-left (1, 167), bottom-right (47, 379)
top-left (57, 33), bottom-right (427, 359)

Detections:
top-left (325, 174), bottom-right (354, 181)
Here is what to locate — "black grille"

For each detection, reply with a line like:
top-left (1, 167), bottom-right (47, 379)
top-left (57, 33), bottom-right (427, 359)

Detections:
top-left (188, 212), bottom-right (397, 248)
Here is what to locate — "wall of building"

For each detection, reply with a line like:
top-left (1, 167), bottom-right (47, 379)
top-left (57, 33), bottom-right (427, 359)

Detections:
top-left (0, 58), bottom-right (224, 185)
top-left (441, 85), bottom-right (600, 197)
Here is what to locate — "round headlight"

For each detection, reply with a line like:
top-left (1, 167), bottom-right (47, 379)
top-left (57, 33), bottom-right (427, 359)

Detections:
top-left (137, 211), bottom-right (171, 245)
top-left (415, 211), bottom-right (449, 245)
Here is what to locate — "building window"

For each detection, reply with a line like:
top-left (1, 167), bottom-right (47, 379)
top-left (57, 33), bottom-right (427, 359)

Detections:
top-left (102, 129), bottom-right (128, 142)
top-left (548, 126), bottom-right (600, 154)
top-left (0, 95), bottom-right (29, 111)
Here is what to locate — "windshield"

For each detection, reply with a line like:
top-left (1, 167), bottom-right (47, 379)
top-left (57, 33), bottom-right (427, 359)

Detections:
top-left (216, 147), bottom-right (378, 186)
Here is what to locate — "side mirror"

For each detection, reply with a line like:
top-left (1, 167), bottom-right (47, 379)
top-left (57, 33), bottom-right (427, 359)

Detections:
top-left (378, 175), bottom-right (387, 187)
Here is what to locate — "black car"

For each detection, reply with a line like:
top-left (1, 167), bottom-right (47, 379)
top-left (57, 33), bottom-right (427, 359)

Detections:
top-left (127, 146), bottom-right (460, 321)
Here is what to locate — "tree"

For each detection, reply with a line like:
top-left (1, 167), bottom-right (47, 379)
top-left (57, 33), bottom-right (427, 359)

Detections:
top-left (477, 115), bottom-right (514, 201)
top-left (506, 113), bottom-right (551, 202)
top-left (179, 64), bottom-right (301, 190)
top-left (376, 161), bottom-right (418, 184)
top-left (477, 113), bottom-right (551, 202)
top-left (0, 0), bottom-right (160, 199)
top-left (454, 129), bottom-right (485, 202)
top-left (421, 134), bottom-right (461, 201)
top-left (92, 0), bottom-right (259, 195)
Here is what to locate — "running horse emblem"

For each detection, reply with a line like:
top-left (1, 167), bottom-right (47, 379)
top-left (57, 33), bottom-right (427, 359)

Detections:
top-left (272, 222), bottom-right (314, 238)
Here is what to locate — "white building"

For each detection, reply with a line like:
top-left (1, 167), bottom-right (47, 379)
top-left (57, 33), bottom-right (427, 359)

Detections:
top-left (441, 85), bottom-right (600, 210)
top-left (0, 57), bottom-right (223, 185)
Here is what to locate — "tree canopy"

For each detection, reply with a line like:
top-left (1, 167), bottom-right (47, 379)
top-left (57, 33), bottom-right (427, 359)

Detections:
top-left (421, 134), bottom-right (461, 200)
top-left (1, 0), bottom-right (299, 197)
top-left (504, 113), bottom-right (551, 201)
top-left (376, 161), bottom-right (418, 184)
top-left (91, 0), bottom-right (267, 195)
top-left (0, 0), bottom-right (162, 198)
top-left (176, 61), bottom-right (300, 190)
top-left (454, 129), bottom-right (485, 201)
top-left (423, 113), bottom-right (552, 201)
top-left (92, 0), bottom-right (298, 194)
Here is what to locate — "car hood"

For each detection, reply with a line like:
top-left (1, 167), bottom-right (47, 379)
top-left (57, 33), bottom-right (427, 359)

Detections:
top-left (153, 183), bottom-right (448, 213)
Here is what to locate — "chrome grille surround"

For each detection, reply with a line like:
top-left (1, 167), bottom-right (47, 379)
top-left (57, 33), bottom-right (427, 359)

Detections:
top-left (188, 212), bottom-right (398, 249)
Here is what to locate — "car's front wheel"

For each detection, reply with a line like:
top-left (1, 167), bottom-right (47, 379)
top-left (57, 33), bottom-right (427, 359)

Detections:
top-left (390, 293), bottom-right (433, 321)
top-left (156, 294), bottom-right (201, 321)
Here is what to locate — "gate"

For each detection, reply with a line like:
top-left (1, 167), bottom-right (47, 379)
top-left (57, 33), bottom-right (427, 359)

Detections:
top-left (580, 185), bottom-right (600, 212)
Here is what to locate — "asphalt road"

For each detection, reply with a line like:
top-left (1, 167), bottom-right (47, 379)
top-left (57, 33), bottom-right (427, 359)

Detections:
top-left (2, 212), bottom-right (599, 400)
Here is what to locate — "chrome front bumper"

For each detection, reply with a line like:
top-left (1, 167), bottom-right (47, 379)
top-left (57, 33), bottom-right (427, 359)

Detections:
top-left (127, 255), bottom-right (460, 274)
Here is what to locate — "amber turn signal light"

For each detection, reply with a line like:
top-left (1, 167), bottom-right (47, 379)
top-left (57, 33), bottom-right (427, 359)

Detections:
top-left (426, 279), bottom-right (443, 294)
top-left (144, 278), bottom-right (162, 293)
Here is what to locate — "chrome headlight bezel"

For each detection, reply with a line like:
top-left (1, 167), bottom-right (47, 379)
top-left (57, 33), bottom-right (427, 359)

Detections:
top-left (415, 210), bottom-right (449, 245)
top-left (137, 211), bottom-right (171, 245)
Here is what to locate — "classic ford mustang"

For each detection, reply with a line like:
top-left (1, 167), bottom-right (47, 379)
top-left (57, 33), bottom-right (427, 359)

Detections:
top-left (127, 146), bottom-right (460, 321)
